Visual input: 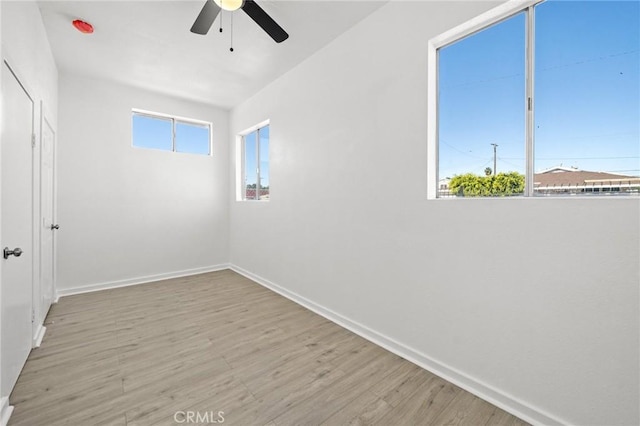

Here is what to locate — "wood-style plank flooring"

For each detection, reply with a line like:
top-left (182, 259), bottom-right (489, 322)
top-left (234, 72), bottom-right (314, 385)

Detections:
top-left (9, 270), bottom-right (528, 425)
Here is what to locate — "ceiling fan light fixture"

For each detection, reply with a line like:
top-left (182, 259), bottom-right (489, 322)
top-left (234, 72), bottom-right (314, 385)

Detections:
top-left (213, 0), bottom-right (244, 12)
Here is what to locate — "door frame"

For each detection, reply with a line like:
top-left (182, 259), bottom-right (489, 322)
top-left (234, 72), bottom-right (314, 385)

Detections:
top-left (36, 102), bottom-right (56, 345)
top-left (39, 103), bottom-right (57, 302)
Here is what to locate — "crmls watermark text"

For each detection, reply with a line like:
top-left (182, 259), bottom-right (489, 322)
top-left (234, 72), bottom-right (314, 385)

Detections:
top-left (173, 410), bottom-right (224, 424)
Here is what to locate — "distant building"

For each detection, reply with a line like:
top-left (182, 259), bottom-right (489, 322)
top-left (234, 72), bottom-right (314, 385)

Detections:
top-left (438, 178), bottom-right (452, 197)
top-left (534, 166), bottom-right (640, 195)
top-left (437, 166), bottom-right (640, 197)
top-left (245, 188), bottom-right (270, 200)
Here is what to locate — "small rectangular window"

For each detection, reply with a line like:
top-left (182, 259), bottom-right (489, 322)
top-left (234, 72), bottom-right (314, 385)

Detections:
top-left (240, 123), bottom-right (270, 201)
top-left (132, 110), bottom-right (211, 156)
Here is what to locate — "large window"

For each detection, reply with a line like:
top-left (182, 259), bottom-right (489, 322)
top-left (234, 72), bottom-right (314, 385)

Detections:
top-left (132, 110), bottom-right (211, 155)
top-left (429, 0), bottom-right (639, 198)
top-left (239, 123), bottom-right (270, 201)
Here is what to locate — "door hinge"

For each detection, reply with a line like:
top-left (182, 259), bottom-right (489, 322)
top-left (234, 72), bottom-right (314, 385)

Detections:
top-left (32, 133), bottom-right (36, 148)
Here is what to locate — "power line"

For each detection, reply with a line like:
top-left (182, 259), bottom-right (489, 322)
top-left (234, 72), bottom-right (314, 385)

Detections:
top-left (440, 49), bottom-right (638, 90)
top-left (539, 49), bottom-right (639, 74)
top-left (440, 140), bottom-right (487, 159)
top-left (538, 156), bottom-right (639, 160)
top-left (536, 131), bottom-right (636, 142)
top-left (500, 156), bottom-right (639, 160)
top-left (497, 157), bottom-right (523, 170)
top-left (440, 159), bottom-right (493, 178)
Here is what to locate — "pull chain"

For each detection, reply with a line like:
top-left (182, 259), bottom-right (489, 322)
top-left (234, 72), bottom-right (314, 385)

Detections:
top-left (230, 12), bottom-right (234, 52)
top-left (219, 0), bottom-right (224, 32)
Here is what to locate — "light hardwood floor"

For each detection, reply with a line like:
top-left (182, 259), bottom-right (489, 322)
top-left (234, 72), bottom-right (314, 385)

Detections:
top-left (9, 270), bottom-right (528, 425)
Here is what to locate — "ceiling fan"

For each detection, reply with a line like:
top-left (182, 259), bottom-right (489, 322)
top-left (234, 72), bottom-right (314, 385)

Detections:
top-left (190, 0), bottom-right (288, 43)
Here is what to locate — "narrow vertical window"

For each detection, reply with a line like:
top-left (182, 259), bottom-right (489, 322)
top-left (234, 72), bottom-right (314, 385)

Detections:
top-left (244, 130), bottom-right (258, 200)
top-left (259, 125), bottom-right (270, 199)
top-left (241, 124), bottom-right (270, 201)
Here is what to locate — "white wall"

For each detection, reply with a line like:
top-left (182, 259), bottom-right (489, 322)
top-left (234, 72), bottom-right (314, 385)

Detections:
top-left (1, 0), bottom-right (59, 336)
top-left (1, 1), bottom-right (58, 420)
top-left (229, 2), bottom-right (640, 425)
top-left (1, 2), bottom-right (58, 123)
top-left (57, 74), bottom-right (229, 294)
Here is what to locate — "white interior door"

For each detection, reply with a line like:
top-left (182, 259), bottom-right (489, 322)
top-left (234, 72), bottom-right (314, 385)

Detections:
top-left (40, 113), bottom-right (56, 323)
top-left (1, 61), bottom-right (34, 397)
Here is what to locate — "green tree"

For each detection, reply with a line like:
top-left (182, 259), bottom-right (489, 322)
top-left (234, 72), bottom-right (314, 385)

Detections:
top-left (449, 172), bottom-right (524, 197)
top-left (492, 172), bottom-right (525, 195)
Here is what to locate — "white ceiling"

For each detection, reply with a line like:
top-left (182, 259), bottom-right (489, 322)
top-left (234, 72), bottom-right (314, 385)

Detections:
top-left (38, 0), bottom-right (387, 109)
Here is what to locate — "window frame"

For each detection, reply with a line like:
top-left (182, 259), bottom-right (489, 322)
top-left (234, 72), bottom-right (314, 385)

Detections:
top-left (236, 119), bottom-right (270, 202)
top-left (428, 0), bottom-right (542, 199)
top-left (131, 108), bottom-right (212, 156)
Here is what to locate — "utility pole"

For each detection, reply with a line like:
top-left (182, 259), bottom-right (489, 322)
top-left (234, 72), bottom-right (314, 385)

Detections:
top-left (491, 143), bottom-right (498, 175)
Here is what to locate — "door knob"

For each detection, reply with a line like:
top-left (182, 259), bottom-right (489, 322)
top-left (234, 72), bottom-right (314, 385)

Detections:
top-left (3, 247), bottom-right (23, 259)
top-left (50, 224), bottom-right (59, 230)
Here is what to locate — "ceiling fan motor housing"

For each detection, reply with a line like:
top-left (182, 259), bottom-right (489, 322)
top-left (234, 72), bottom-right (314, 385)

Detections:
top-left (190, 0), bottom-right (288, 43)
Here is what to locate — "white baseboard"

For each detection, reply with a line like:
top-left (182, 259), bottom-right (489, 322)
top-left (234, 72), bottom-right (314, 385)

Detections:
top-left (229, 264), bottom-right (565, 426)
top-left (0, 397), bottom-right (13, 426)
top-left (57, 264), bottom-right (230, 297)
top-left (33, 324), bottom-right (47, 348)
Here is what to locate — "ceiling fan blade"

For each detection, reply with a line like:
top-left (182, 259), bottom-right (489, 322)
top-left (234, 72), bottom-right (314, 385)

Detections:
top-left (190, 0), bottom-right (221, 35)
top-left (241, 0), bottom-right (289, 43)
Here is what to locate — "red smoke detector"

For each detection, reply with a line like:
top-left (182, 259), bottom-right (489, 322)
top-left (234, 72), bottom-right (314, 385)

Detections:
top-left (72, 19), bottom-right (94, 34)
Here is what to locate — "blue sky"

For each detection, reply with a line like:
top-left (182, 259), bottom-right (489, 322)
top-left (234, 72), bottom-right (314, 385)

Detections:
top-left (438, 0), bottom-right (639, 179)
top-left (175, 122), bottom-right (210, 155)
top-left (132, 115), bottom-right (173, 151)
